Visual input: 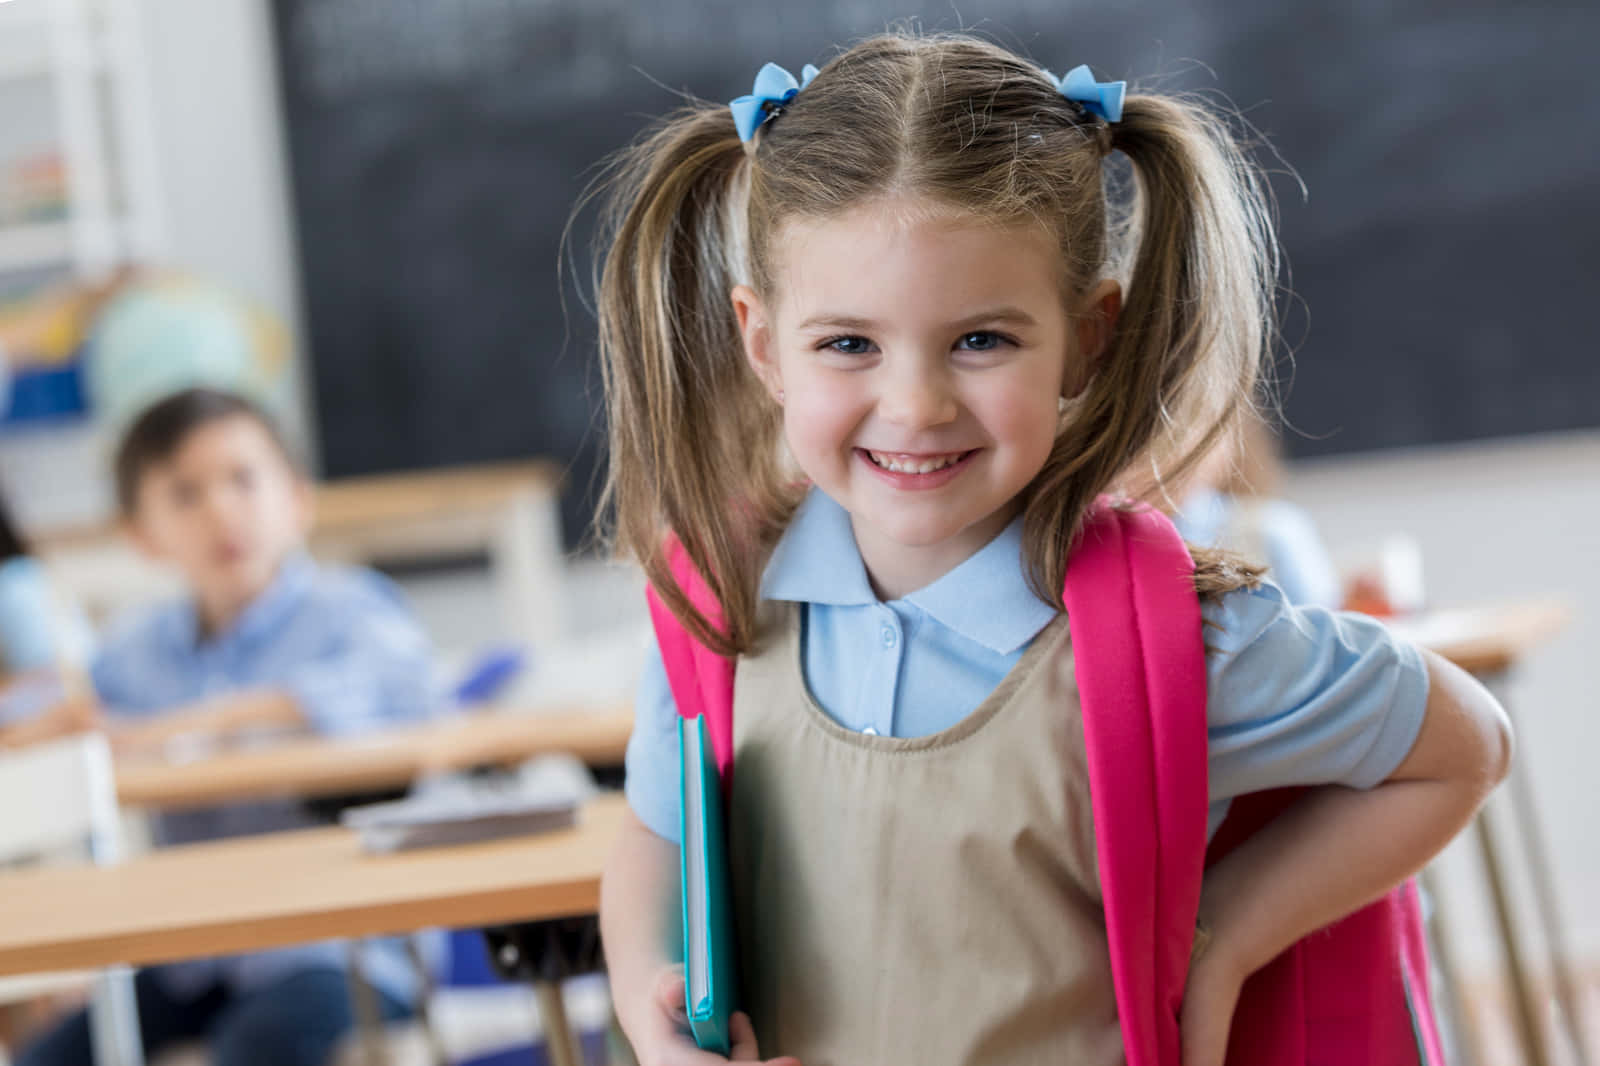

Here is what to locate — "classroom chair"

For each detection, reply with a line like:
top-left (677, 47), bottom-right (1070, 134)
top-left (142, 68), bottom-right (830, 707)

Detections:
top-left (0, 734), bottom-right (143, 1066)
top-left (324, 930), bottom-right (610, 1066)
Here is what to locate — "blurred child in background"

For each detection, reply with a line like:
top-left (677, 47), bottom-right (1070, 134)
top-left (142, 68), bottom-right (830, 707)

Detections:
top-left (1172, 414), bottom-right (1344, 609)
top-left (16, 386), bottom-right (442, 1066)
top-left (0, 494), bottom-right (98, 1050)
top-left (0, 457), bottom-right (97, 748)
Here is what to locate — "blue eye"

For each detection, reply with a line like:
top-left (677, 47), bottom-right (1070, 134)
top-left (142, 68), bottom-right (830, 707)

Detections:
top-left (958, 331), bottom-right (1005, 351)
top-left (825, 336), bottom-right (874, 355)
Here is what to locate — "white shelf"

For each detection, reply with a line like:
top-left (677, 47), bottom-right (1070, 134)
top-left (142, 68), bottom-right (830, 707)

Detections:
top-left (0, 0), bottom-right (162, 282)
top-left (0, 220), bottom-right (72, 272)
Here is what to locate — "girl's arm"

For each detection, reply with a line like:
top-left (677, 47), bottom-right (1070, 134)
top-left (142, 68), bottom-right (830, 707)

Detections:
top-left (601, 807), bottom-right (683, 1047)
top-left (601, 807), bottom-right (799, 1066)
top-left (1182, 649), bottom-right (1512, 1065)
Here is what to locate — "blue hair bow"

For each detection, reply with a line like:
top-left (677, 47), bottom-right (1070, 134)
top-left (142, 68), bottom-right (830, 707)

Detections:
top-left (729, 61), bottom-right (820, 143)
top-left (1046, 64), bottom-right (1126, 123)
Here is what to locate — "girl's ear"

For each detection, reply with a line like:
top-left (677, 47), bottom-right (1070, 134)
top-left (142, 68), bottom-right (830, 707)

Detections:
top-left (731, 285), bottom-right (782, 401)
top-left (1065, 279), bottom-right (1123, 399)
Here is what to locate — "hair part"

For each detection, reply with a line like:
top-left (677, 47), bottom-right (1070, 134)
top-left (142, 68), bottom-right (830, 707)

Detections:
top-left (591, 31), bottom-right (1281, 654)
top-left (114, 387), bottom-right (300, 516)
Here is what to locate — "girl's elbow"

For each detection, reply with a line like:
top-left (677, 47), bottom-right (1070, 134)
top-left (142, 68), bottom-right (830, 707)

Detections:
top-left (1458, 685), bottom-right (1514, 799)
top-left (1414, 651), bottom-right (1513, 795)
top-left (1481, 700), bottom-right (1514, 790)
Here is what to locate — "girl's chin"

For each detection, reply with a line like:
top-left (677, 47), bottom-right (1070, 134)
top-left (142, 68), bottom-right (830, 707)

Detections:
top-left (854, 512), bottom-right (982, 552)
top-left (854, 494), bottom-right (1022, 547)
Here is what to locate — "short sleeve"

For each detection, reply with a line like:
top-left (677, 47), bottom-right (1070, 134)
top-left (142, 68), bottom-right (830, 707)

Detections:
top-left (625, 641), bottom-right (683, 844)
top-left (89, 612), bottom-right (169, 716)
top-left (1204, 581), bottom-right (1429, 831)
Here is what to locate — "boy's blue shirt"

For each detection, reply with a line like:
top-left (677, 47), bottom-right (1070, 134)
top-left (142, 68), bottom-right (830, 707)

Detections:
top-left (91, 552), bottom-right (441, 1004)
top-left (627, 487), bottom-right (1429, 845)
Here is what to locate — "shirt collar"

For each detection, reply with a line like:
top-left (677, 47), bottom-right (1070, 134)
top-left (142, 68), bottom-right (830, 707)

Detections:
top-left (760, 489), bottom-right (877, 606)
top-left (902, 516), bottom-right (1058, 655)
top-left (171, 552), bottom-right (316, 652)
top-left (760, 488), bottom-right (1057, 655)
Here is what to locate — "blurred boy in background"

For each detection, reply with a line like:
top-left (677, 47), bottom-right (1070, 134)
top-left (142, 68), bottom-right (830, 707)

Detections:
top-left (15, 386), bottom-right (441, 1066)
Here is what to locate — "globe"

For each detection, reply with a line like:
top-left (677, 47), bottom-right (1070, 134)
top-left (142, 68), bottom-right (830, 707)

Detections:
top-left (82, 273), bottom-right (290, 431)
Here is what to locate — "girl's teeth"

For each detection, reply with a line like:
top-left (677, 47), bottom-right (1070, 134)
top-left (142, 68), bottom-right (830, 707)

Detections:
top-left (868, 451), bottom-right (963, 474)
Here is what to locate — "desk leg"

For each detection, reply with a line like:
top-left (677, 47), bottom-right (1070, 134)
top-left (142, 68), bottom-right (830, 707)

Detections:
top-left (87, 966), bottom-right (144, 1066)
top-left (534, 980), bottom-right (582, 1066)
top-left (344, 942), bottom-right (386, 1066)
top-left (404, 937), bottom-right (449, 1066)
top-left (1420, 867), bottom-right (1485, 1066)
top-left (1477, 804), bottom-right (1552, 1066)
top-left (1485, 672), bottom-right (1595, 1066)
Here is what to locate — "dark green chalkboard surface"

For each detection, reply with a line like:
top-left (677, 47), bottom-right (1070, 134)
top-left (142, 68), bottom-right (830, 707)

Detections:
top-left (271, 0), bottom-right (1599, 540)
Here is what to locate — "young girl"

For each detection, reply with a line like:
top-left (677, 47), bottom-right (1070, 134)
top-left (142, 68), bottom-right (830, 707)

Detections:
top-left (594, 32), bottom-right (1510, 1066)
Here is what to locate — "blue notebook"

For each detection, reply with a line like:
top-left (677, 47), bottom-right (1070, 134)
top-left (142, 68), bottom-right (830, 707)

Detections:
top-left (679, 714), bottom-right (737, 1053)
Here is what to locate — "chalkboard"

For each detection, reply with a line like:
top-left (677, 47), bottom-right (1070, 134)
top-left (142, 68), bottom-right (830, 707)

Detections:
top-left (270, 0), bottom-right (1600, 542)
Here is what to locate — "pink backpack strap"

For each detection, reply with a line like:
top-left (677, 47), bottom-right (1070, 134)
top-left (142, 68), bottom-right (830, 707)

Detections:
top-left (1063, 500), bottom-right (1208, 1066)
top-left (645, 538), bottom-right (737, 780)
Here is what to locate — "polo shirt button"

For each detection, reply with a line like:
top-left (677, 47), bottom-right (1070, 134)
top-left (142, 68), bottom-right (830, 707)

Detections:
top-left (880, 625), bottom-right (897, 648)
top-left (862, 725), bottom-right (879, 736)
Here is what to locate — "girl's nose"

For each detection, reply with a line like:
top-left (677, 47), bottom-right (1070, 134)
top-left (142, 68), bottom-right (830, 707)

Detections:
top-left (879, 360), bottom-right (959, 429)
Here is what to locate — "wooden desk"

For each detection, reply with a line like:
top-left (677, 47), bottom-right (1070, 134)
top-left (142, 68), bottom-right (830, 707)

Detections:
top-left (311, 461), bottom-right (560, 533)
top-left (311, 462), bottom-right (566, 645)
top-left (1389, 600), bottom-right (1572, 676)
top-left (0, 794), bottom-right (624, 979)
top-left (115, 705), bottom-right (633, 811)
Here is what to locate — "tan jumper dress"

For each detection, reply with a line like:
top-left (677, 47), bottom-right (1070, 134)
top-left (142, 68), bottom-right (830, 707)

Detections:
top-left (728, 602), bottom-right (1125, 1065)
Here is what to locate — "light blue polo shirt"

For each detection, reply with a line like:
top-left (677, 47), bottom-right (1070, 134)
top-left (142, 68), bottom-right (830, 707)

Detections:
top-left (626, 488), bottom-right (1429, 843)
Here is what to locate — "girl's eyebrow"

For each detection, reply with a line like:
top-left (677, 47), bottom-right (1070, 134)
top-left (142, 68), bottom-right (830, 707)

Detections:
top-left (795, 313), bottom-right (879, 332)
top-left (795, 307), bottom-right (1039, 332)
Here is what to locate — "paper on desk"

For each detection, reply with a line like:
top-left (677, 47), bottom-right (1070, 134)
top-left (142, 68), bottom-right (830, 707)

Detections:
top-left (343, 795), bottom-right (578, 853)
top-left (342, 755), bottom-right (593, 853)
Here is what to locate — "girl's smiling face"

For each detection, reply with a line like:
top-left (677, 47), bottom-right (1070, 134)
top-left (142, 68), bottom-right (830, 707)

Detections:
top-left (734, 199), bottom-right (1120, 599)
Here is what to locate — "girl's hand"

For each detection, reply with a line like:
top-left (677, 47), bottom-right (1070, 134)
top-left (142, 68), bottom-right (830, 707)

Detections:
top-left (1179, 946), bottom-right (1245, 1066)
top-left (631, 965), bottom-right (800, 1066)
